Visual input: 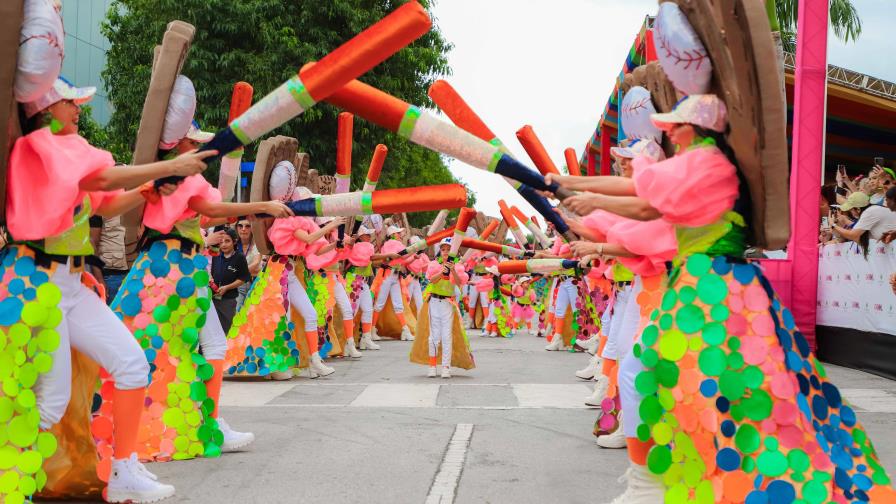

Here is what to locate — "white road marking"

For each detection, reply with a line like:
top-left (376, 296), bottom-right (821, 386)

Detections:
top-left (840, 389), bottom-right (896, 413)
top-left (425, 424), bottom-right (474, 504)
top-left (350, 383), bottom-right (441, 408)
top-left (218, 382), bottom-right (296, 406)
top-left (512, 384), bottom-right (593, 409)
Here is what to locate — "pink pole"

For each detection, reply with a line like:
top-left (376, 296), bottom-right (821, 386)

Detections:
top-left (786, 0), bottom-right (829, 350)
top-left (600, 124), bottom-right (612, 176)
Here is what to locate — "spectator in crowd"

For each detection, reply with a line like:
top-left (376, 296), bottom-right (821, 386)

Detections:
top-left (235, 219), bottom-right (262, 310)
top-left (831, 190), bottom-right (896, 257)
top-left (211, 228), bottom-right (251, 333)
top-left (868, 165), bottom-right (896, 206)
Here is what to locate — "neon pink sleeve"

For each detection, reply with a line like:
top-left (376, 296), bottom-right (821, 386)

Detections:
top-left (603, 218), bottom-right (678, 277)
top-left (632, 147), bottom-right (739, 227)
top-left (268, 216), bottom-right (319, 256)
top-left (452, 264), bottom-right (469, 285)
top-left (88, 188), bottom-right (125, 213)
top-left (305, 238), bottom-right (338, 270)
top-left (426, 261), bottom-right (444, 281)
top-left (475, 277), bottom-right (494, 292)
top-left (143, 175), bottom-right (222, 233)
top-left (6, 129), bottom-right (115, 240)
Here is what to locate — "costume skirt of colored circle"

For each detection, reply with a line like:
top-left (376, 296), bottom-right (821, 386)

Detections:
top-left (633, 253), bottom-right (894, 503)
top-left (106, 240), bottom-right (223, 461)
top-left (0, 246), bottom-right (65, 501)
top-left (225, 257), bottom-right (299, 376)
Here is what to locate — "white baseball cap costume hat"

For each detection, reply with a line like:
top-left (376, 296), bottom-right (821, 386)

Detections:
top-left (610, 138), bottom-right (666, 162)
top-left (357, 226), bottom-right (374, 237)
top-left (386, 225), bottom-right (405, 236)
top-left (23, 77), bottom-right (94, 118)
top-left (185, 120), bottom-right (214, 143)
top-left (438, 237), bottom-right (452, 248)
top-left (650, 94), bottom-right (728, 133)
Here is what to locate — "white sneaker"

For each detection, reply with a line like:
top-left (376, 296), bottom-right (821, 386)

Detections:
top-left (309, 353), bottom-right (335, 378)
top-left (427, 366), bottom-right (437, 378)
top-left (218, 418), bottom-right (255, 452)
top-left (576, 336), bottom-right (599, 355)
top-left (359, 333), bottom-right (380, 350)
top-left (400, 326), bottom-right (413, 341)
top-left (344, 337), bottom-right (362, 358)
top-left (596, 413), bottom-right (626, 448)
top-left (441, 367), bottom-right (451, 379)
top-left (545, 333), bottom-right (563, 351)
top-left (575, 354), bottom-right (603, 380)
top-left (604, 463), bottom-right (665, 503)
top-left (128, 454), bottom-right (157, 481)
top-left (106, 456), bottom-right (175, 503)
top-left (269, 370), bottom-right (294, 381)
top-left (371, 327), bottom-right (383, 341)
top-left (585, 375), bottom-right (609, 407)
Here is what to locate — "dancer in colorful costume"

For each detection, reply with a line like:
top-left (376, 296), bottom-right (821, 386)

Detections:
top-left (510, 276), bottom-right (537, 332)
top-left (410, 238), bottom-right (474, 378)
top-left (371, 225), bottom-right (416, 341)
top-left (553, 94), bottom-right (896, 503)
top-left (4, 77), bottom-right (214, 503)
top-left (107, 83), bottom-right (290, 463)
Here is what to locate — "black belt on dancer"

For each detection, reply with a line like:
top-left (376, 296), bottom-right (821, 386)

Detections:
top-left (138, 233), bottom-right (202, 255)
top-left (11, 244), bottom-right (101, 271)
top-left (616, 281), bottom-right (632, 287)
top-left (102, 267), bottom-right (130, 277)
top-left (430, 293), bottom-right (451, 300)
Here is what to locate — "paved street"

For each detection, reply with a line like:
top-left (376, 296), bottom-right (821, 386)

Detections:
top-left (69, 331), bottom-right (896, 503)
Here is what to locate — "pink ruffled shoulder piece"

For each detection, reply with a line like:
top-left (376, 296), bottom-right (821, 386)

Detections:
top-left (550, 237), bottom-right (564, 255)
top-left (348, 242), bottom-right (374, 267)
top-left (305, 238), bottom-right (337, 270)
top-left (143, 174), bottom-right (222, 233)
top-left (582, 209), bottom-right (627, 240)
top-left (512, 285), bottom-right (524, 297)
top-left (426, 260), bottom-right (444, 281)
top-left (475, 277), bottom-right (494, 292)
top-left (268, 216), bottom-right (319, 256)
top-left (632, 147), bottom-right (739, 227)
top-left (500, 274), bottom-right (513, 285)
top-left (482, 256), bottom-right (499, 268)
top-left (605, 218), bottom-right (677, 277)
top-left (6, 129), bottom-right (115, 240)
top-left (407, 254), bottom-right (428, 275)
top-left (452, 264), bottom-right (469, 285)
top-left (380, 239), bottom-right (404, 256)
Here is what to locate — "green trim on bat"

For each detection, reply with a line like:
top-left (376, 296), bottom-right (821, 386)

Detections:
top-left (225, 148), bottom-right (244, 159)
top-left (286, 76), bottom-right (316, 110)
top-left (487, 150), bottom-right (503, 173)
top-left (398, 106), bottom-right (422, 139)
top-left (315, 197), bottom-right (324, 216)
top-left (230, 120), bottom-right (252, 145)
top-left (360, 192), bottom-right (373, 214)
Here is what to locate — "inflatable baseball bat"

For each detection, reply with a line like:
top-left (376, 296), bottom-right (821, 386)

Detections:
top-left (510, 205), bottom-right (551, 248)
top-left (286, 183), bottom-right (466, 217)
top-left (460, 217), bottom-right (499, 262)
top-left (322, 79), bottom-right (574, 200)
top-left (350, 143), bottom-right (388, 234)
top-left (336, 112), bottom-right (353, 241)
top-left (217, 82), bottom-right (253, 201)
top-left (461, 238), bottom-right (526, 258)
top-left (336, 112), bottom-right (353, 193)
top-left (564, 148), bottom-right (582, 176)
top-left (401, 227), bottom-right (453, 256)
top-left (429, 209), bottom-right (449, 235)
top-left (516, 125), bottom-right (561, 176)
top-left (497, 259), bottom-right (578, 275)
top-left (427, 80), bottom-right (574, 239)
top-left (198, 1), bottom-right (431, 163)
top-left (449, 207), bottom-right (477, 256)
top-left (498, 199), bottom-right (528, 248)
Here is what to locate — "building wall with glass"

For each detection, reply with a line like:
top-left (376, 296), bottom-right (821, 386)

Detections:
top-left (60, 0), bottom-right (113, 125)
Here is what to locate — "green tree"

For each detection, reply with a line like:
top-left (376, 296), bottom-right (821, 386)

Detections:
top-left (768, 0), bottom-right (862, 52)
top-left (101, 0), bottom-right (462, 226)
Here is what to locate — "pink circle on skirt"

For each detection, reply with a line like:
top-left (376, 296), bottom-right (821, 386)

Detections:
top-left (740, 336), bottom-right (769, 365)
top-left (726, 313), bottom-right (748, 336)
top-left (773, 400), bottom-right (798, 426)
top-left (778, 425), bottom-right (804, 448)
top-left (727, 279), bottom-right (744, 294)
top-left (750, 312), bottom-right (775, 337)
top-left (599, 414), bottom-right (617, 431)
top-left (727, 293), bottom-right (745, 313)
top-left (770, 372), bottom-right (795, 399)
top-left (761, 418), bottom-right (778, 434)
top-left (133, 313), bottom-right (151, 329)
top-left (744, 284), bottom-right (770, 312)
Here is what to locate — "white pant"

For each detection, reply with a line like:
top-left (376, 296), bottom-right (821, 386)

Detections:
top-left (619, 348), bottom-right (645, 437)
top-left (355, 280), bottom-right (373, 324)
top-left (288, 270), bottom-right (318, 332)
top-left (553, 278), bottom-right (577, 317)
top-left (198, 287), bottom-right (227, 360)
top-left (601, 284), bottom-right (632, 360)
top-left (333, 278), bottom-right (353, 320)
top-left (486, 297), bottom-right (498, 324)
top-left (614, 277), bottom-right (643, 362)
top-left (408, 278), bottom-right (424, 313)
top-left (374, 272), bottom-right (403, 314)
top-left (37, 262), bottom-right (149, 428)
top-left (428, 297), bottom-right (454, 367)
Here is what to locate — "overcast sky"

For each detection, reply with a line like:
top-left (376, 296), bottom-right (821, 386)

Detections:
top-left (428, 0), bottom-right (895, 227)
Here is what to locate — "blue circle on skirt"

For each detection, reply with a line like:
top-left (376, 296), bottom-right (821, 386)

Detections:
top-left (120, 294), bottom-right (142, 317)
top-left (14, 256), bottom-right (35, 277)
top-left (29, 271), bottom-right (49, 286)
top-left (0, 297), bottom-right (24, 325)
top-left (193, 255), bottom-right (209, 270)
top-left (766, 480), bottom-right (795, 503)
top-left (176, 277), bottom-right (196, 298)
top-left (148, 242), bottom-right (167, 260)
top-left (716, 448), bottom-right (740, 471)
top-left (23, 288), bottom-right (36, 301)
top-left (167, 249), bottom-right (182, 264)
top-left (8, 278), bottom-right (25, 295)
top-left (150, 259), bottom-right (171, 278)
top-left (179, 258), bottom-right (195, 275)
